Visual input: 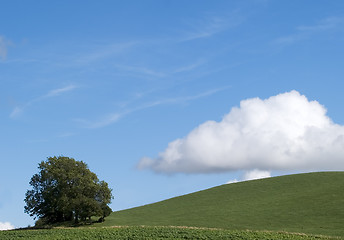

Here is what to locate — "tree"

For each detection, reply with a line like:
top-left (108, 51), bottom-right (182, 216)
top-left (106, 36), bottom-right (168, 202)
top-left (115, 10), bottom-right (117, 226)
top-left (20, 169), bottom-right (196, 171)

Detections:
top-left (24, 156), bottom-right (113, 224)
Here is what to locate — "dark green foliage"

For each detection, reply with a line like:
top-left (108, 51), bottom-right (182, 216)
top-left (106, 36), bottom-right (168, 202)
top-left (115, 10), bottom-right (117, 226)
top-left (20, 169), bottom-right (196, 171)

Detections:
top-left (0, 226), bottom-right (336, 240)
top-left (24, 156), bottom-right (113, 224)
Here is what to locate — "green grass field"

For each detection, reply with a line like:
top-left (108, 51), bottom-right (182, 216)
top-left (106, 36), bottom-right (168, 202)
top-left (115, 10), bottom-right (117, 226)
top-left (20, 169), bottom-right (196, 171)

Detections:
top-left (1, 172), bottom-right (343, 239)
top-left (96, 172), bottom-right (344, 238)
top-left (0, 226), bottom-right (339, 239)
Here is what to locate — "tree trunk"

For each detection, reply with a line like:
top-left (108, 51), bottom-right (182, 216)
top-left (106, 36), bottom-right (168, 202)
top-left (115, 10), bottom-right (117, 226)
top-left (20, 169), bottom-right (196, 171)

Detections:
top-left (74, 212), bottom-right (79, 224)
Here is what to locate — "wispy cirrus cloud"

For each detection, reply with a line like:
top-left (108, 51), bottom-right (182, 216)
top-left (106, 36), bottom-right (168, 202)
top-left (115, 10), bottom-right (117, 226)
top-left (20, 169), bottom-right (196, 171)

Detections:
top-left (42, 41), bottom-right (138, 69)
top-left (114, 64), bottom-right (166, 78)
top-left (77, 86), bottom-right (230, 129)
top-left (180, 12), bottom-right (244, 42)
top-left (275, 16), bottom-right (344, 45)
top-left (182, 17), bottom-right (227, 41)
top-left (0, 36), bottom-right (10, 60)
top-left (44, 85), bottom-right (77, 98)
top-left (114, 58), bottom-right (206, 80)
top-left (74, 112), bottom-right (125, 129)
top-left (142, 86), bottom-right (230, 107)
top-left (173, 59), bottom-right (206, 74)
top-left (10, 84), bottom-right (77, 118)
top-left (72, 41), bottom-right (138, 66)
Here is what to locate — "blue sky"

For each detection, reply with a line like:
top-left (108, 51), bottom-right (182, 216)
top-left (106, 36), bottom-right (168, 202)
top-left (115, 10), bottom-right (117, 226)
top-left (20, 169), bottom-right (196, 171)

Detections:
top-left (1, 0), bottom-right (344, 229)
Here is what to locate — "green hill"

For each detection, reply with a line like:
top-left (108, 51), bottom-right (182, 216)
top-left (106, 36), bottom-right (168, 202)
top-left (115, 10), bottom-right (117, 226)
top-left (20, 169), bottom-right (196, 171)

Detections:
top-left (99, 172), bottom-right (344, 237)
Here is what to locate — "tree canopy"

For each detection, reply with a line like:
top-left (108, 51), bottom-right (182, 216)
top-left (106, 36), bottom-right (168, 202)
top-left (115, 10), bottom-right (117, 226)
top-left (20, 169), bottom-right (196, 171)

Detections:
top-left (24, 156), bottom-right (113, 224)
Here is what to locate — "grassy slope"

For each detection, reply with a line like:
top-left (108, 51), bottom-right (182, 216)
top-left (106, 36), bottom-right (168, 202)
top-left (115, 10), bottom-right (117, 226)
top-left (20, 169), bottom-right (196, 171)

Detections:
top-left (99, 172), bottom-right (344, 237)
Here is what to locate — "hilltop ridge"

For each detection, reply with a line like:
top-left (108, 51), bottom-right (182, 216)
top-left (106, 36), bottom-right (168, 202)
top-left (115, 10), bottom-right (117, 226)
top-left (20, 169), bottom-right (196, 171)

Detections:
top-left (99, 172), bottom-right (344, 237)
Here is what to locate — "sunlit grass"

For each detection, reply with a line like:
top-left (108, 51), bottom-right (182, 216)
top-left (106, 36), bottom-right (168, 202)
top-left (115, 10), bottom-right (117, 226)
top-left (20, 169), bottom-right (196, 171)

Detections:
top-left (99, 172), bottom-right (344, 237)
top-left (0, 226), bottom-right (339, 240)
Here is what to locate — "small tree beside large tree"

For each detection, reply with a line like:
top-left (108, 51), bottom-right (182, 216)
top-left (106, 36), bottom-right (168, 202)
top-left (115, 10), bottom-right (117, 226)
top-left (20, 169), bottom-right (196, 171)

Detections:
top-left (24, 156), bottom-right (113, 224)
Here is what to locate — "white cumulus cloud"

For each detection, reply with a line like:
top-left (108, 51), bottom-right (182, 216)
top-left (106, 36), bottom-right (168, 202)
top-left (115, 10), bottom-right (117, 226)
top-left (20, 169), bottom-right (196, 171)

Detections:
top-left (226, 179), bottom-right (239, 184)
top-left (0, 222), bottom-right (14, 231)
top-left (243, 169), bottom-right (271, 181)
top-left (226, 169), bottom-right (271, 184)
top-left (138, 90), bottom-right (344, 173)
